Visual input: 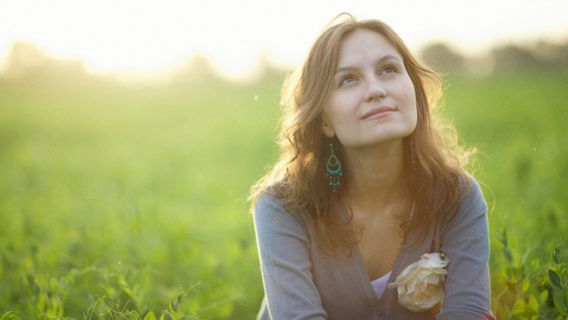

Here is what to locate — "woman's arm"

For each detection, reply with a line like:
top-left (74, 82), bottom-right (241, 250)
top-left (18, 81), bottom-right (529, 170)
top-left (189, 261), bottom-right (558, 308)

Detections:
top-left (436, 176), bottom-right (496, 320)
top-left (253, 194), bottom-right (327, 320)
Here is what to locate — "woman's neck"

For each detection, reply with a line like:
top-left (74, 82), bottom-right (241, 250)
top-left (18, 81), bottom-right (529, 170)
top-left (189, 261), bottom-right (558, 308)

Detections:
top-left (342, 140), bottom-right (406, 218)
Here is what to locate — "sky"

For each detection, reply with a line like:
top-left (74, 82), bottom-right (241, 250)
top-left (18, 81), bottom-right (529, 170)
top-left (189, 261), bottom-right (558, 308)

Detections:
top-left (1, 0), bottom-right (567, 80)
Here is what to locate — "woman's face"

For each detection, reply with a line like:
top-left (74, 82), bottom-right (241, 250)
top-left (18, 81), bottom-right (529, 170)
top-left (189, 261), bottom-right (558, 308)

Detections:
top-left (322, 28), bottom-right (417, 149)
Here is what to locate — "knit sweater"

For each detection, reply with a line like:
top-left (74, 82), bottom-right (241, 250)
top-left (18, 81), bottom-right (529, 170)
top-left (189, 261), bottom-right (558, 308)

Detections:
top-left (253, 175), bottom-right (495, 320)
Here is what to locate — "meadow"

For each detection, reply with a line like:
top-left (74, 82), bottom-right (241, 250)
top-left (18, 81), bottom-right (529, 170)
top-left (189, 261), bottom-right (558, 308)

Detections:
top-left (0, 70), bottom-right (567, 319)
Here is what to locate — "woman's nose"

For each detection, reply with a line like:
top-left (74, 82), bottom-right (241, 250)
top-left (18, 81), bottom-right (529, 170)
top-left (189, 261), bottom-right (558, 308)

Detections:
top-left (364, 78), bottom-right (387, 102)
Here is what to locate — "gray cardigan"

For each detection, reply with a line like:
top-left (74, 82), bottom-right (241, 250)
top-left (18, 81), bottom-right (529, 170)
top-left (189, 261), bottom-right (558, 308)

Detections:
top-left (253, 176), bottom-right (495, 320)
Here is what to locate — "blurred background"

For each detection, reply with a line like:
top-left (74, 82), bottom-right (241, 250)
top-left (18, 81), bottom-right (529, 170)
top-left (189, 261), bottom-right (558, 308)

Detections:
top-left (1, 0), bottom-right (567, 319)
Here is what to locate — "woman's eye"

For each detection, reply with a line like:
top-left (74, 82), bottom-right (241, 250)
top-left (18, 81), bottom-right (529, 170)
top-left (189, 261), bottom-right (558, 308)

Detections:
top-left (379, 64), bottom-right (399, 75)
top-left (339, 75), bottom-right (356, 87)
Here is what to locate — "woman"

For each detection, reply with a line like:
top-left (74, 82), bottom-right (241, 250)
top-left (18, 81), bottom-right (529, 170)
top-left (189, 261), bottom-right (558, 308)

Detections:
top-left (250, 13), bottom-right (494, 320)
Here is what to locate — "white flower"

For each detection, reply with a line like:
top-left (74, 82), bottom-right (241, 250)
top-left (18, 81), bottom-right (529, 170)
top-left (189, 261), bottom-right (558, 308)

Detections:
top-left (387, 252), bottom-right (449, 312)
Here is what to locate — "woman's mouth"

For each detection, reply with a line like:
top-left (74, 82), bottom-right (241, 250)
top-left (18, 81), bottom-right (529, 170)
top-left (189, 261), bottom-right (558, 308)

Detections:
top-left (361, 106), bottom-right (396, 120)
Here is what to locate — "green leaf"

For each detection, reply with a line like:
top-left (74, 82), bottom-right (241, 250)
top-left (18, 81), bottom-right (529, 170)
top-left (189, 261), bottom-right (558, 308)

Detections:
top-left (522, 277), bottom-right (530, 293)
top-left (26, 274), bottom-right (40, 296)
top-left (0, 311), bottom-right (20, 320)
top-left (550, 269), bottom-right (563, 289)
top-left (528, 294), bottom-right (539, 312)
top-left (565, 287), bottom-right (568, 312)
top-left (143, 311), bottom-right (156, 320)
top-left (504, 247), bottom-right (513, 263)
top-left (169, 292), bottom-right (184, 312)
top-left (125, 310), bottom-right (140, 320)
top-left (553, 289), bottom-right (568, 315)
top-left (511, 299), bottom-right (526, 315)
top-left (540, 290), bottom-right (549, 304)
top-left (553, 246), bottom-right (561, 264)
top-left (500, 228), bottom-right (509, 247)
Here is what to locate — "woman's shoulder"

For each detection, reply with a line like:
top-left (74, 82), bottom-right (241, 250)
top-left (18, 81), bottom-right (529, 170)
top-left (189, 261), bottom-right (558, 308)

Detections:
top-left (254, 192), bottom-right (286, 218)
top-left (439, 173), bottom-right (490, 245)
top-left (253, 191), bottom-right (309, 235)
top-left (458, 173), bottom-right (488, 215)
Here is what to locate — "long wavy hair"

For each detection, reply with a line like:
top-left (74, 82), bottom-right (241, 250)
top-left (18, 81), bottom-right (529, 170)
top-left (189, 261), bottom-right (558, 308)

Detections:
top-left (250, 13), bottom-right (473, 255)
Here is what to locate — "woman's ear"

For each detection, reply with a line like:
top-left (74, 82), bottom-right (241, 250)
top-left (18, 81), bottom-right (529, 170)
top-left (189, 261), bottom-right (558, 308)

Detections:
top-left (321, 119), bottom-right (335, 138)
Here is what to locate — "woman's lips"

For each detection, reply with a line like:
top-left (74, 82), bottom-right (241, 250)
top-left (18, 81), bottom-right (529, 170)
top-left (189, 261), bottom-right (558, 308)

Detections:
top-left (361, 106), bottom-right (396, 119)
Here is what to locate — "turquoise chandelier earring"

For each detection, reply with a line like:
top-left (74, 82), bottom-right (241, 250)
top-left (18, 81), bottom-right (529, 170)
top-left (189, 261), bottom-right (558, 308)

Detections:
top-left (325, 142), bottom-right (343, 192)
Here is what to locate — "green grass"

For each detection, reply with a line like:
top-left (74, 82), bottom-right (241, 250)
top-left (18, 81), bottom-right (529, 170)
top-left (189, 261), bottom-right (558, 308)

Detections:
top-left (0, 71), bottom-right (567, 319)
top-left (443, 72), bottom-right (568, 319)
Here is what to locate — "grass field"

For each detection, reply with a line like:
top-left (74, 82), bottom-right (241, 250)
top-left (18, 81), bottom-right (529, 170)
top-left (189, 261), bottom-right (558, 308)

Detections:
top-left (0, 71), bottom-right (567, 319)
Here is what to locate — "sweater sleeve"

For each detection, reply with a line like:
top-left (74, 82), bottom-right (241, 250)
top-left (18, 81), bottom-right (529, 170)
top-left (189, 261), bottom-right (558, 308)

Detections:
top-left (436, 176), bottom-right (496, 320)
top-left (253, 194), bottom-right (327, 320)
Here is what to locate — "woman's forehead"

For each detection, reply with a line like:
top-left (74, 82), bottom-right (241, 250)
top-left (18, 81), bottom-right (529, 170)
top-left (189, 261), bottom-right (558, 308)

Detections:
top-left (337, 29), bottom-right (402, 68)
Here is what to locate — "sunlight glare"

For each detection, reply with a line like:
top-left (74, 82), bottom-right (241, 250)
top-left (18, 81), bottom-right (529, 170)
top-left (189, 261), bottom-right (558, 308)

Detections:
top-left (0, 0), bottom-right (567, 79)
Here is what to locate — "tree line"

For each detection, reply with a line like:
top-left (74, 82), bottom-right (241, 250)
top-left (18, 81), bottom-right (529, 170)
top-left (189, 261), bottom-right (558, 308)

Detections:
top-left (1, 38), bottom-right (567, 86)
top-left (420, 40), bottom-right (568, 74)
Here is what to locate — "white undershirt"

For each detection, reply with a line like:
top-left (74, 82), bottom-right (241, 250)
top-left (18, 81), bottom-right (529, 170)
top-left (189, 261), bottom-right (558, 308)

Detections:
top-left (371, 271), bottom-right (392, 300)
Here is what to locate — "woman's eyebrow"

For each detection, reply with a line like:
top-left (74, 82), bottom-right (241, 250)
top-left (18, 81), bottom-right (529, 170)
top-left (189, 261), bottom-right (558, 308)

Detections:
top-left (335, 54), bottom-right (401, 75)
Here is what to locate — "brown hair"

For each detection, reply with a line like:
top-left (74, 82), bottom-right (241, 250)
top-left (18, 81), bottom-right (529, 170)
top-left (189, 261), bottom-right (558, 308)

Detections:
top-left (249, 13), bottom-right (472, 255)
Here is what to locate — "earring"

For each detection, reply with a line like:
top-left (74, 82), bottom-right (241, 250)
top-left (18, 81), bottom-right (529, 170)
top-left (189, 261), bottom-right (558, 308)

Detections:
top-left (326, 142), bottom-right (343, 192)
